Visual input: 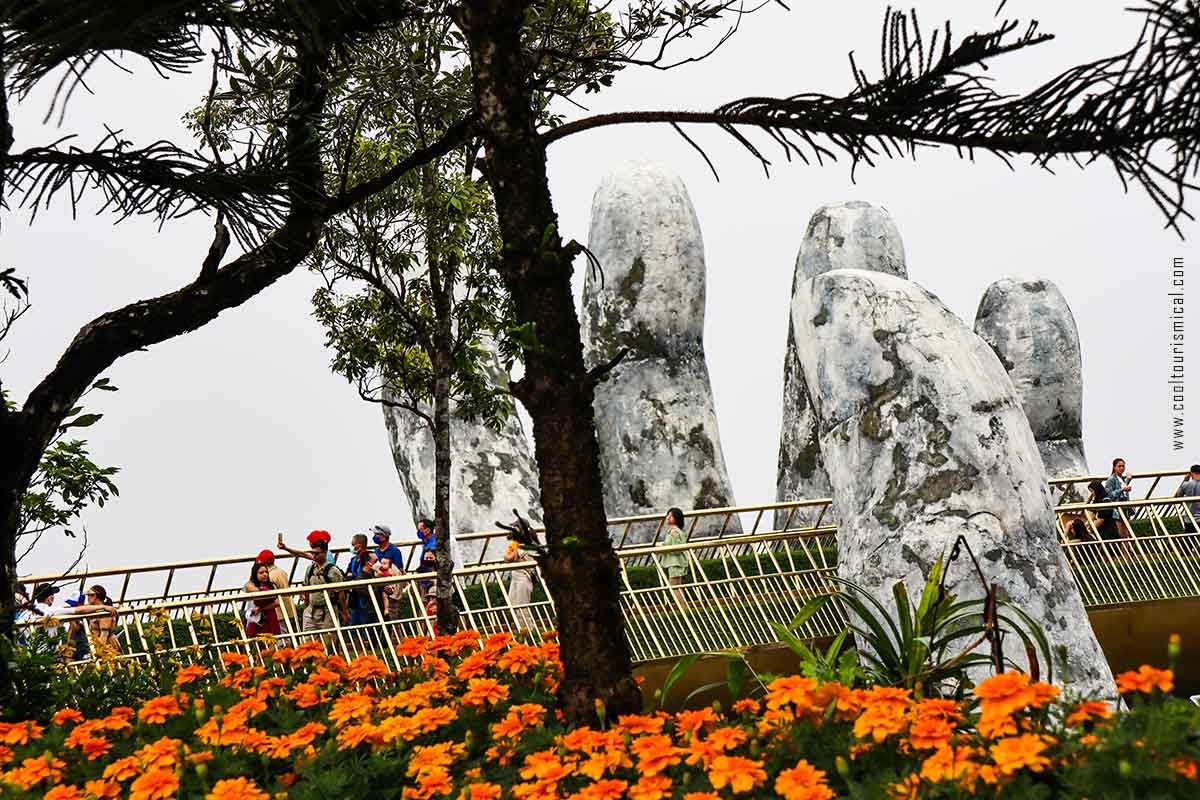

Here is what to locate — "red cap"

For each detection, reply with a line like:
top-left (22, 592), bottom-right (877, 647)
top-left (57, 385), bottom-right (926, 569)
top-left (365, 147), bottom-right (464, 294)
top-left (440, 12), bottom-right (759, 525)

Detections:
top-left (306, 529), bottom-right (331, 546)
top-left (256, 549), bottom-right (275, 564)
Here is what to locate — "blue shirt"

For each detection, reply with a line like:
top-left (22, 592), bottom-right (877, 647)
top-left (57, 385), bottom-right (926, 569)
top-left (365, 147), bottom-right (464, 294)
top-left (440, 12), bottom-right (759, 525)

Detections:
top-left (375, 542), bottom-right (404, 566)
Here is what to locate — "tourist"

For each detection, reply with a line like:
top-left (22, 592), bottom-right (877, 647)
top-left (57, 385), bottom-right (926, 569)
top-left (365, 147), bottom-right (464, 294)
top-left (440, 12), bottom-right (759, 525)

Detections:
top-left (660, 507), bottom-right (689, 603)
top-left (416, 549), bottom-right (438, 596)
top-left (256, 549), bottom-right (295, 627)
top-left (423, 586), bottom-right (440, 635)
top-left (63, 594), bottom-right (91, 661)
top-left (281, 536), bottom-right (348, 633)
top-left (346, 534), bottom-right (378, 626)
top-left (376, 556), bottom-right (405, 623)
top-left (1174, 464), bottom-right (1200, 534)
top-left (504, 529), bottom-right (537, 633)
top-left (82, 585), bottom-right (122, 654)
top-left (277, 530), bottom-right (336, 566)
top-left (16, 583), bottom-right (62, 631)
top-left (1103, 458), bottom-right (1134, 531)
top-left (372, 524), bottom-right (405, 566)
top-left (417, 518), bottom-right (437, 558)
top-left (1087, 480), bottom-right (1121, 542)
top-left (244, 562), bottom-right (282, 638)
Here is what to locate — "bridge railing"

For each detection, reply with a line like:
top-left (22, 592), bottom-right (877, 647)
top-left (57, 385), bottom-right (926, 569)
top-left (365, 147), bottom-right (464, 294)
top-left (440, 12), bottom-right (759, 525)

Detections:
top-left (1048, 469), bottom-right (1190, 512)
top-left (19, 498), bottom-right (837, 609)
top-left (16, 522), bottom-right (843, 668)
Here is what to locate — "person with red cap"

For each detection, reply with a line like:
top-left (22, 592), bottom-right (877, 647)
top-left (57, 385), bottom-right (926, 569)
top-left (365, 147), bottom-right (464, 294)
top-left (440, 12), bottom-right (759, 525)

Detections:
top-left (255, 548), bottom-right (294, 626)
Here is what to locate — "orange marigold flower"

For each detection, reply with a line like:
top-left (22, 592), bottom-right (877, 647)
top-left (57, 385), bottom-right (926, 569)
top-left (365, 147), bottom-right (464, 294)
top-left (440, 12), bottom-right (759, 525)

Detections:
top-left (989, 734), bottom-right (1054, 776)
top-left (1171, 758), bottom-right (1199, 780)
top-left (498, 644), bottom-right (541, 674)
top-left (286, 722), bottom-right (326, 749)
top-left (175, 664), bottom-right (210, 686)
top-left (461, 783), bottom-right (503, 800)
top-left (52, 708), bottom-right (84, 726)
top-left (129, 768), bottom-right (180, 800)
top-left (206, 776), bottom-right (270, 800)
top-left (463, 677), bottom-right (510, 708)
top-left (520, 750), bottom-right (573, 783)
top-left (731, 698), bottom-right (760, 715)
top-left (136, 737), bottom-right (183, 770)
top-left (570, 779), bottom-right (629, 800)
top-left (0, 721), bottom-right (43, 745)
top-left (85, 779), bottom-right (122, 799)
top-left (81, 736), bottom-right (113, 760)
top-left (765, 675), bottom-right (818, 712)
top-left (188, 750), bottom-right (214, 765)
top-left (681, 793), bottom-right (721, 800)
top-left (44, 785), bottom-right (85, 800)
top-left (102, 756), bottom-right (141, 782)
top-left (631, 734), bottom-right (682, 775)
top-left (707, 755), bottom-right (767, 794)
top-left (775, 759), bottom-right (835, 800)
top-left (338, 723), bottom-right (382, 750)
top-left (920, 744), bottom-right (981, 784)
top-left (137, 695), bottom-right (183, 725)
top-left (908, 699), bottom-right (960, 750)
top-left (705, 726), bottom-right (749, 752)
top-left (396, 637), bottom-right (430, 658)
top-left (219, 651), bottom-right (250, 669)
top-left (1116, 665), bottom-right (1174, 694)
top-left (329, 694), bottom-right (375, 727)
top-left (976, 709), bottom-right (1018, 739)
top-left (346, 654), bottom-right (389, 682)
top-left (4, 756), bottom-right (65, 790)
top-left (675, 707), bottom-right (719, 737)
top-left (616, 713), bottom-right (666, 735)
top-left (973, 672), bottom-right (1055, 717)
top-left (417, 767), bottom-right (455, 798)
top-left (0, 745), bottom-right (11, 765)
top-left (1065, 700), bottom-right (1114, 727)
top-left (853, 686), bottom-right (911, 743)
top-left (629, 775), bottom-right (673, 800)
top-left (456, 652), bottom-right (492, 681)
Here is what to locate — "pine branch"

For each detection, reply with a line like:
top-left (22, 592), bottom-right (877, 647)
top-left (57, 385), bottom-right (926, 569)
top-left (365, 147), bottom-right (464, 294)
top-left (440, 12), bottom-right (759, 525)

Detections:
top-left (544, 3), bottom-right (1200, 233)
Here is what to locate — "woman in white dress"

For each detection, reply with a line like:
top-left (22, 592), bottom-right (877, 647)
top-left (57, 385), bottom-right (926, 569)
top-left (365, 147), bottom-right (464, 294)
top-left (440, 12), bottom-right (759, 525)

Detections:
top-left (504, 532), bottom-right (537, 634)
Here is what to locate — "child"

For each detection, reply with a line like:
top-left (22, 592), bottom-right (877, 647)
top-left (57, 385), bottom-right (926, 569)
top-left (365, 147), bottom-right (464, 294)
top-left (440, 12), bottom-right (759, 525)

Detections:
top-left (376, 557), bottom-right (404, 621)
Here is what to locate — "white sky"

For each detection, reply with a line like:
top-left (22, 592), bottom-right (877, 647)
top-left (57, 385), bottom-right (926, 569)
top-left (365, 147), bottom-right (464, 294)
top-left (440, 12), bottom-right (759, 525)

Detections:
top-left (5, 0), bottom-right (1197, 578)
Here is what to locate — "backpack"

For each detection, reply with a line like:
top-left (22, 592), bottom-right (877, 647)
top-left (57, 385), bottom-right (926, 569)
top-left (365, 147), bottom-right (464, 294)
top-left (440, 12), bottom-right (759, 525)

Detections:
top-left (305, 562), bottom-right (346, 609)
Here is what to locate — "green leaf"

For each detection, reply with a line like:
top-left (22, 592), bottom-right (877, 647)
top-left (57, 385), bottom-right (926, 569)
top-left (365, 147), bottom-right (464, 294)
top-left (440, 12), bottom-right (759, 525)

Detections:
top-left (725, 658), bottom-right (746, 702)
top-left (659, 653), bottom-right (701, 707)
top-left (61, 413), bottom-right (102, 430)
top-left (682, 679), bottom-right (728, 708)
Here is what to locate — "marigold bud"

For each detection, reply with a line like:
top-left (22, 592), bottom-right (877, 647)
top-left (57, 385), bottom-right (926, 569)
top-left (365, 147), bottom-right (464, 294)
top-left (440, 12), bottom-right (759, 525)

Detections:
top-left (836, 756), bottom-right (851, 779)
top-left (1169, 633), bottom-right (1182, 659)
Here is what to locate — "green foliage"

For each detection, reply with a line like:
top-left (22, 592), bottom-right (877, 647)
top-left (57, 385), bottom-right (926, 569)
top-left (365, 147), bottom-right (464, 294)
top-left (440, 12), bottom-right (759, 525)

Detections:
top-left (797, 557), bottom-right (1054, 697)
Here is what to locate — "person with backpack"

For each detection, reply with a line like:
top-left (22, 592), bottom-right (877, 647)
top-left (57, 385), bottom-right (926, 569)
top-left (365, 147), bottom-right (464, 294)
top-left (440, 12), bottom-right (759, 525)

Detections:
top-left (279, 535), bottom-right (348, 633)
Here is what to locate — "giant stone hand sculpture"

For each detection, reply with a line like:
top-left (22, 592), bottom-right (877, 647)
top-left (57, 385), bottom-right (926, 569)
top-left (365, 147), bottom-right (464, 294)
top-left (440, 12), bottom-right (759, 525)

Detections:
top-left (974, 278), bottom-right (1089, 482)
top-left (791, 268), bottom-right (1114, 696)
top-left (382, 348), bottom-right (542, 565)
top-left (776, 201), bottom-right (906, 528)
top-left (582, 161), bottom-right (739, 541)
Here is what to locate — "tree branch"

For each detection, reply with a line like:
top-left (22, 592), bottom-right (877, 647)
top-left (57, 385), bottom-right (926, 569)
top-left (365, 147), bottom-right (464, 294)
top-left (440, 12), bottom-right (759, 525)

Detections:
top-left (542, 4), bottom-right (1200, 232)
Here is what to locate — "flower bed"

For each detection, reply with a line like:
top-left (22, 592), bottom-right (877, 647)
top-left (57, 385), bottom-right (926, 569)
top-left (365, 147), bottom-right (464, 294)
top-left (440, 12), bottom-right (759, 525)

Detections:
top-left (1, 631), bottom-right (1197, 799)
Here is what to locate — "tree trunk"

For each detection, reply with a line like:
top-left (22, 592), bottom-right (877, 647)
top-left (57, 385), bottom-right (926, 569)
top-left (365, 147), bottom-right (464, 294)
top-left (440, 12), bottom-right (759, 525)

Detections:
top-left (461, 0), bottom-right (640, 723)
top-left (432, 351), bottom-right (457, 634)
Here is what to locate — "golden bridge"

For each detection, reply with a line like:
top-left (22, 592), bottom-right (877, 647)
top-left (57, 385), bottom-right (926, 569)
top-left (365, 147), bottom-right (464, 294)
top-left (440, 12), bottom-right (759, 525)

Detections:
top-left (18, 469), bottom-right (1200, 691)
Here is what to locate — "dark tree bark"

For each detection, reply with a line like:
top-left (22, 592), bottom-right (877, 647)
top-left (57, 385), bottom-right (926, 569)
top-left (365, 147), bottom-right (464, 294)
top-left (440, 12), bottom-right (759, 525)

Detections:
top-left (460, 0), bottom-right (640, 723)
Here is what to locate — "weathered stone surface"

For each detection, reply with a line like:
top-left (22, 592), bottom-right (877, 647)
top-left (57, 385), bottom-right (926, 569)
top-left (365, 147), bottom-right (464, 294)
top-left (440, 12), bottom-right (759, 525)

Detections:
top-left (974, 278), bottom-right (1089, 480)
top-left (792, 268), bottom-right (1113, 695)
top-left (582, 161), bottom-right (739, 541)
top-left (382, 351), bottom-right (542, 566)
top-left (776, 202), bottom-right (906, 528)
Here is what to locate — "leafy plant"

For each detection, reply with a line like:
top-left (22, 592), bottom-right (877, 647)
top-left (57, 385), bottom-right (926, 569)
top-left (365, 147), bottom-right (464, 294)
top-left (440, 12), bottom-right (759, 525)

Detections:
top-left (787, 552), bottom-right (1054, 698)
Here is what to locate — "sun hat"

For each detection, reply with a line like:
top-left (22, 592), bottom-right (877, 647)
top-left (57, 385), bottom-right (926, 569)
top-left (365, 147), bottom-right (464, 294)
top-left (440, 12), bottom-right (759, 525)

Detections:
top-left (256, 549), bottom-right (276, 564)
top-left (64, 593), bottom-right (86, 607)
top-left (32, 583), bottom-right (58, 603)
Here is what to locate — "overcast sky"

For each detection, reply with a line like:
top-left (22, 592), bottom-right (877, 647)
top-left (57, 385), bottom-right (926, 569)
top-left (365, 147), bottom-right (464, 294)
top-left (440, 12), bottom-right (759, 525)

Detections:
top-left (5, 0), bottom-right (1196, 578)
